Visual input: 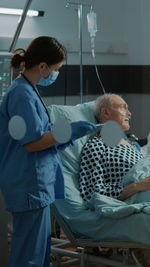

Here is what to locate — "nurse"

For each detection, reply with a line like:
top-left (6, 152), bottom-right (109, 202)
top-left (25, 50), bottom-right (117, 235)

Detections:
top-left (0, 36), bottom-right (96, 267)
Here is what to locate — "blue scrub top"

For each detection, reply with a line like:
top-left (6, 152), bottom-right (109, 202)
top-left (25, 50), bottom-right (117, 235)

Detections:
top-left (0, 77), bottom-right (65, 212)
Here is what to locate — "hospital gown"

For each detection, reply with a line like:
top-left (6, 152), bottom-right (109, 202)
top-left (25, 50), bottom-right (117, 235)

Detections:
top-left (79, 135), bottom-right (143, 201)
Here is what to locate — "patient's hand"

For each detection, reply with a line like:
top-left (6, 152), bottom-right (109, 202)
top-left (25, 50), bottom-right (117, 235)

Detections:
top-left (118, 176), bottom-right (150, 201)
top-left (136, 176), bottom-right (150, 192)
top-left (118, 182), bottom-right (138, 201)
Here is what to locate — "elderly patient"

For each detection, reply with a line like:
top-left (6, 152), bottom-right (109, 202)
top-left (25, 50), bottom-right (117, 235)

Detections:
top-left (79, 93), bottom-right (150, 202)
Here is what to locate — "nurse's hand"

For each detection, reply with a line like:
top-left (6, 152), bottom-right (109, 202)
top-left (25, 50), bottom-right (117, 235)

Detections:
top-left (71, 121), bottom-right (97, 141)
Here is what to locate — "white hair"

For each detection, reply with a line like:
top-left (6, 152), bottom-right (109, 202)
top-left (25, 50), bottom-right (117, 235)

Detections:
top-left (94, 93), bottom-right (122, 122)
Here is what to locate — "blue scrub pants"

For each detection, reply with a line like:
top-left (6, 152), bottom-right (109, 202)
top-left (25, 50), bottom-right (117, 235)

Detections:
top-left (8, 205), bottom-right (51, 267)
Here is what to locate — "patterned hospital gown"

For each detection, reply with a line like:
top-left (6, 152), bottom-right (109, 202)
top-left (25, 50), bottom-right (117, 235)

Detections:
top-left (79, 135), bottom-right (143, 201)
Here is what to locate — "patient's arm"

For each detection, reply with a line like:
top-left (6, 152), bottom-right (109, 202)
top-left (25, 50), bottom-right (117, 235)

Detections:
top-left (118, 176), bottom-right (150, 201)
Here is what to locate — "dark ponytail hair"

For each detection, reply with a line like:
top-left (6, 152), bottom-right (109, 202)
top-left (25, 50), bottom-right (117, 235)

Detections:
top-left (10, 48), bottom-right (26, 69)
top-left (10, 36), bottom-right (66, 70)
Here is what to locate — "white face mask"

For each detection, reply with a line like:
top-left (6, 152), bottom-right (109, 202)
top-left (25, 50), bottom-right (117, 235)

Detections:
top-left (38, 70), bottom-right (59, 87)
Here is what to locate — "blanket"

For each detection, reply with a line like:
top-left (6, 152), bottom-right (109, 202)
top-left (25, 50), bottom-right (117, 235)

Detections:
top-left (87, 155), bottom-right (150, 218)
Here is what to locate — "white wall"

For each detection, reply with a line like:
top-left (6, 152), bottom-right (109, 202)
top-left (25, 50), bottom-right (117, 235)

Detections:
top-left (0, 0), bottom-right (150, 65)
top-left (0, 0), bottom-right (131, 64)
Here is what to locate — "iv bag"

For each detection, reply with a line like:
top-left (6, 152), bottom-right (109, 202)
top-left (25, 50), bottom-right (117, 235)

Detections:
top-left (87, 11), bottom-right (97, 37)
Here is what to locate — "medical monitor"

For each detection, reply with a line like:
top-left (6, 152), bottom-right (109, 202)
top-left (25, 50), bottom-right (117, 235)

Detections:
top-left (0, 52), bottom-right (12, 103)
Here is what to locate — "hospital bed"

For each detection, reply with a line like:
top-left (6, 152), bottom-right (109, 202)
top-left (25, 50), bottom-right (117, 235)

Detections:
top-left (48, 101), bottom-right (150, 267)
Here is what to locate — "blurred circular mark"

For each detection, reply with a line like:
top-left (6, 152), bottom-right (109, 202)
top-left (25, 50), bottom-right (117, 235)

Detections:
top-left (8, 115), bottom-right (26, 140)
top-left (52, 117), bottom-right (72, 143)
top-left (101, 120), bottom-right (123, 147)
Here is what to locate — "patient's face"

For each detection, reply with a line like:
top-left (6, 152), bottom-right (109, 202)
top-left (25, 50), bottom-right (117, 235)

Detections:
top-left (108, 96), bottom-right (131, 131)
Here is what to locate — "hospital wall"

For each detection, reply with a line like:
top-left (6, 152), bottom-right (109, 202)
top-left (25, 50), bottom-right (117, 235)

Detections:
top-left (0, 0), bottom-right (150, 140)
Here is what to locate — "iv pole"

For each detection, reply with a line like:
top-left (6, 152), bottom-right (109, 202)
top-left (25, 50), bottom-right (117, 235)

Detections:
top-left (78, 4), bottom-right (83, 103)
top-left (9, 0), bottom-right (33, 52)
top-left (66, 1), bottom-right (91, 104)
